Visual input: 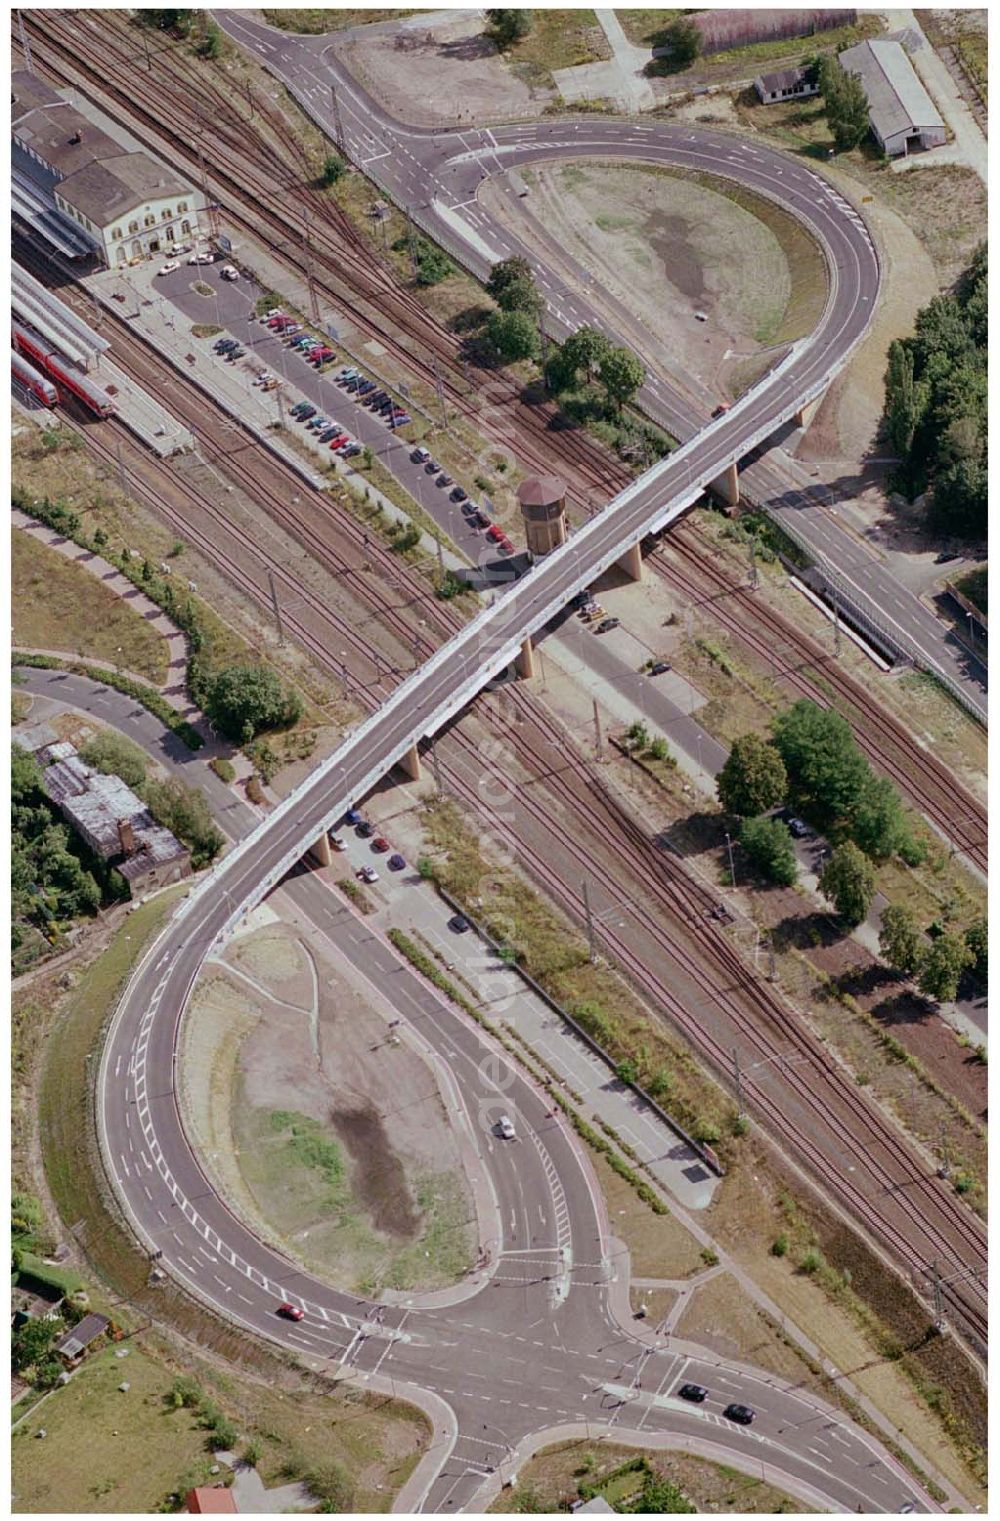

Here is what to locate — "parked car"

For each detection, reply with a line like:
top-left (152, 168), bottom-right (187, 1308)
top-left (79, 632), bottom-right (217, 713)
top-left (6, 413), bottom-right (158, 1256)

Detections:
top-left (449, 914), bottom-right (471, 934)
top-left (341, 443), bottom-right (363, 458)
top-left (318, 427), bottom-right (340, 443)
top-left (356, 820), bottom-right (375, 838)
top-left (486, 524), bottom-right (504, 542)
top-left (472, 509), bottom-right (491, 529)
top-left (497, 536), bottom-right (514, 556)
top-left (391, 412), bottom-right (411, 427)
top-left (277, 1302), bottom-right (304, 1321)
top-left (296, 405), bottom-right (317, 422)
top-left (372, 836), bottom-right (390, 853)
top-left (344, 808), bottom-right (363, 825)
top-left (214, 338), bottom-right (238, 354)
top-left (225, 347), bottom-right (245, 361)
top-left (220, 264), bottom-right (239, 281)
top-left (388, 853), bottom-right (406, 871)
top-left (711, 402), bottom-right (730, 419)
top-left (424, 458), bottom-right (441, 474)
top-left (450, 486), bottom-right (468, 503)
top-left (157, 260), bottom-right (180, 276)
top-left (495, 1115), bottom-right (516, 1140)
top-left (329, 835), bottom-right (348, 851)
top-left (187, 250), bottom-right (215, 265)
top-left (723, 1404), bottom-right (755, 1426)
top-left (307, 416), bottom-right (330, 431)
top-left (649, 661), bottom-right (672, 676)
top-left (327, 434), bottom-right (350, 451)
top-left (290, 400), bottom-right (313, 416)
top-left (358, 864), bottom-right (379, 884)
top-left (436, 472), bottom-right (453, 488)
top-left (678, 1383), bottom-right (709, 1403)
top-left (786, 816), bottom-right (810, 839)
top-left (411, 446), bottom-right (431, 464)
top-left (595, 617), bottom-right (621, 633)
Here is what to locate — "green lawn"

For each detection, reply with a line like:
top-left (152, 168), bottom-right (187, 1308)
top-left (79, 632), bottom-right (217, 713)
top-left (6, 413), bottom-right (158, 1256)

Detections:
top-left (617, 9), bottom-right (682, 48)
top-left (13, 532), bottom-right (170, 685)
top-left (12, 1346), bottom-right (217, 1512)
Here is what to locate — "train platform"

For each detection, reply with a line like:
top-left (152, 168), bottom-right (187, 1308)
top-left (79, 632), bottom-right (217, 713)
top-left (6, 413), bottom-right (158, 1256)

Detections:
top-left (95, 354), bottom-right (195, 458)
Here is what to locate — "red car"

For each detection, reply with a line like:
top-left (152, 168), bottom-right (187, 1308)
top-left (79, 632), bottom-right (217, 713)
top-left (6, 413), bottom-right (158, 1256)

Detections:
top-left (327, 433), bottom-right (349, 450)
top-left (486, 524), bottom-right (504, 542)
top-left (497, 536), bottom-right (514, 555)
top-left (277, 1302), bottom-right (304, 1322)
top-left (372, 836), bottom-right (390, 853)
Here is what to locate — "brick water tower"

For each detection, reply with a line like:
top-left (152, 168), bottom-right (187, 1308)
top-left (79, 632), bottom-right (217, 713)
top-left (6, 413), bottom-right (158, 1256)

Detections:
top-left (517, 474), bottom-right (567, 559)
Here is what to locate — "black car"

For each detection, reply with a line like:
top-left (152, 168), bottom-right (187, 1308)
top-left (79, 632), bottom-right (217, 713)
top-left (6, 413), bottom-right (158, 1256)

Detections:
top-left (472, 509), bottom-right (491, 529)
top-left (356, 820), bottom-right (375, 838)
top-left (723, 1403), bottom-right (755, 1425)
top-left (677, 1383), bottom-right (708, 1403)
top-left (449, 914), bottom-right (471, 934)
top-left (450, 486), bottom-right (468, 503)
top-left (596, 617), bottom-right (621, 634)
top-left (649, 661), bottom-right (672, 676)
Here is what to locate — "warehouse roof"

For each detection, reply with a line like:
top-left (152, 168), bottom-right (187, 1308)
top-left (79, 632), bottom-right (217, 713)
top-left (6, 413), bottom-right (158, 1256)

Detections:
top-left (838, 38), bottom-right (944, 141)
top-left (41, 745), bottom-right (189, 868)
top-left (58, 151), bottom-right (192, 226)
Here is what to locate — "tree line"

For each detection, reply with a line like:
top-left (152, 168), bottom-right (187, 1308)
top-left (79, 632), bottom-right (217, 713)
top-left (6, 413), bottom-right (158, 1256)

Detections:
top-left (716, 700), bottom-right (983, 1000)
top-left (883, 243), bottom-right (986, 539)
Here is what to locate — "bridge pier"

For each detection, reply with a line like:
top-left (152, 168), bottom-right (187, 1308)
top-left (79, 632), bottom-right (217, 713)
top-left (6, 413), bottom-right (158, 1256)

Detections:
top-left (712, 461), bottom-right (740, 510)
top-left (616, 541), bottom-right (643, 583)
top-left (397, 742), bottom-right (422, 781)
top-left (515, 636), bottom-right (535, 680)
top-left (308, 832), bottom-right (332, 868)
top-left (792, 396), bottom-right (820, 431)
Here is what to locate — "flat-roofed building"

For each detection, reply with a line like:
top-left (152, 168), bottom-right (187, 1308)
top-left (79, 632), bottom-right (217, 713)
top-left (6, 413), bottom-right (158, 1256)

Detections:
top-left (838, 38), bottom-right (946, 157)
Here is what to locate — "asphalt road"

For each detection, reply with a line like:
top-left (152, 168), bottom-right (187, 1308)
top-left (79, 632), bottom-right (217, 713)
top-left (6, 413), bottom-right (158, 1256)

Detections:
top-left (18, 673), bottom-right (938, 1507)
top-left (215, 8), bottom-right (986, 722)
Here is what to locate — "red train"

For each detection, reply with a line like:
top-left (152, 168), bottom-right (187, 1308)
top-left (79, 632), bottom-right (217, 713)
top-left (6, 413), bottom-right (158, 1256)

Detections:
top-left (11, 348), bottom-right (59, 408)
top-left (12, 317), bottom-right (115, 418)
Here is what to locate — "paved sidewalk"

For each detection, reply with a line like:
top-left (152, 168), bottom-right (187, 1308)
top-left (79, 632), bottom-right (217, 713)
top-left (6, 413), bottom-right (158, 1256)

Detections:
top-left (13, 507), bottom-right (196, 718)
top-left (554, 11), bottom-right (655, 112)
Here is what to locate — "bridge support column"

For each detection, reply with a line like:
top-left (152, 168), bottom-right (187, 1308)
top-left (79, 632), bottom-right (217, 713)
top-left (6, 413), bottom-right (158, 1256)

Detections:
top-left (793, 396), bottom-right (821, 431)
top-left (397, 742), bottom-right (422, 781)
top-left (308, 831), bottom-right (332, 868)
top-left (616, 540), bottom-right (643, 583)
top-left (515, 636), bottom-right (535, 680)
top-left (712, 461), bottom-right (740, 509)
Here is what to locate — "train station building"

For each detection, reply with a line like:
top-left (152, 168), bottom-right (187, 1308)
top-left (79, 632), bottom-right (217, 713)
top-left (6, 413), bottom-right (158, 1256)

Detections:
top-left (12, 68), bottom-right (199, 266)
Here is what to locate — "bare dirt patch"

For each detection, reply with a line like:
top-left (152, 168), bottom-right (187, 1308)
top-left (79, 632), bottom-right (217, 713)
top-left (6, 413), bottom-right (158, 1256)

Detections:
top-left (486, 159), bottom-right (825, 408)
top-left (180, 916), bottom-right (475, 1294)
top-left (333, 13), bottom-right (554, 128)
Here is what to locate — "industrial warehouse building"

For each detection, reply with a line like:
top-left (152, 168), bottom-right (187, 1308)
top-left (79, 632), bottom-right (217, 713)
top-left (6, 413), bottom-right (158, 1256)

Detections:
top-left (837, 38), bottom-right (946, 157)
top-left (12, 69), bottom-right (198, 264)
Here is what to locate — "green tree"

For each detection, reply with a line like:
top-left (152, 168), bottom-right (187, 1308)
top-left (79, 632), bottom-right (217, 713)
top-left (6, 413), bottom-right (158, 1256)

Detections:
top-left (198, 18), bottom-right (222, 57)
top-left (964, 917), bottom-right (987, 983)
top-left (486, 255), bottom-right (533, 302)
top-left (12, 1316), bottom-right (62, 1372)
top-left (771, 700), bottom-right (869, 823)
top-left (306, 1460), bottom-right (355, 1512)
top-left (878, 904), bottom-right (924, 976)
top-left (738, 816), bottom-right (797, 887)
top-left (598, 345), bottom-right (646, 412)
top-left (819, 841), bottom-right (875, 927)
top-left (657, 17), bottom-right (702, 69)
top-left (883, 340), bottom-right (927, 461)
top-left (321, 152), bottom-right (346, 186)
top-left (138, 9), bottom-right (194, 30)
top-left (560, 325), bottom-right (613, 386)
top-left (496, 277), bottom-right (542, 317)
top-left (484, 9), bottom-right (533, 47)
top-left (716, 733), bottom-right (787, 817)
top-left (142, 777), bottom-right (223, 868)
top-left (12, 1191), bottom-right (44, 1245)
top-left (78, 732), bottom-right (148, 790)
top-left (917, 932), bottom-right (973, 1004)
top-left (851, 774), bottom-right (915, 862)
top-left (205, 663), bottom-right (302, 744)
top-left (819, 57), bottom-right (870, 151)
top-left (485, 308), bottom-right (539, 363)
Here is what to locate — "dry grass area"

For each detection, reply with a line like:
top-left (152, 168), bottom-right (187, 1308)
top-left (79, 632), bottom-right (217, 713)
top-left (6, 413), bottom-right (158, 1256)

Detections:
top-left (504, 9), bottom-right (611, 86)
top-left (676, 1268), bottom-right (827, 1391)
top-left (707, 1138), bottom-right (987, 1504)
top-left (487, 1437), bottom-right (809, 1514)
top-left (12, 529), bottom-right (170, 684)
top-left (262, 8), bottom-right (418, 32)
top-left (594, 1152), bottom-right (704, 1280)
top-left (421, 794), bottom-right (733, 1143)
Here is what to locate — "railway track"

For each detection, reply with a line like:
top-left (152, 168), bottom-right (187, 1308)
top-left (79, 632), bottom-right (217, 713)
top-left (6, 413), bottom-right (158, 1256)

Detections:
top-left (19, 12), bottom-right (987, 879)
top-left (18, 18), bottom-right (986, 1353)
top-left (33, 309), bottom-right (987, 1358)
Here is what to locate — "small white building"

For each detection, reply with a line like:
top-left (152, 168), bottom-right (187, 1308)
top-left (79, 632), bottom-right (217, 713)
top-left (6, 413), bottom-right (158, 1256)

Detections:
top-left (754, 67), bottom-right (819, 104)
top-left (838, 38), bottom-right (946, 157)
